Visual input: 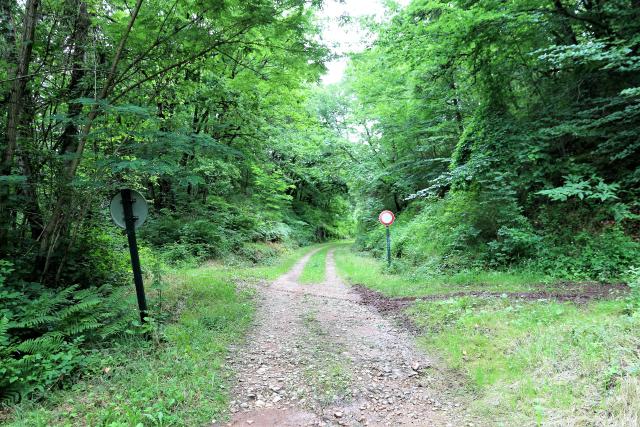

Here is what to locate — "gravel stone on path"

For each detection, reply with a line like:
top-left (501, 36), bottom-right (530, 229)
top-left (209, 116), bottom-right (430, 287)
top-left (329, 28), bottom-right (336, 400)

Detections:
top-left (218, 248), bottom-right (478, 427)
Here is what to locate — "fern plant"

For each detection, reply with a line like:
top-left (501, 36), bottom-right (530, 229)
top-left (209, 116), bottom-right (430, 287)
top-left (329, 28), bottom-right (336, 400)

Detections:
top-left (0, 261), bottom-right (136, 405)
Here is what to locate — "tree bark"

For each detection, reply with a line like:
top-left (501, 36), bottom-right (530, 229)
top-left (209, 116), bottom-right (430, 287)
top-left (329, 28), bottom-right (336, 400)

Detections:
top-left (1, 0), bottom-right (39, 175)
top-left (16, 88), bottom-right (43, 243)
top-left (0, 0), bottom-right (16, 107)
top-left (58, 1), bottom-right (90, 155)
top-left (0, 0), bottom-right (39, 249)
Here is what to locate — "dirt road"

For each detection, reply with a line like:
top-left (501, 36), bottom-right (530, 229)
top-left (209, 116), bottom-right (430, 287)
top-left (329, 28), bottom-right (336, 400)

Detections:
top-left (222, 248), bottom-right (475, 427)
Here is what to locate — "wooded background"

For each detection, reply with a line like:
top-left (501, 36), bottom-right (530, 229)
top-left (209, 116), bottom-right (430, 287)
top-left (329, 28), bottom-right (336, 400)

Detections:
top-left (0, 0), bottom-right (353, 401)
top-left (1, 0), bottom-right (639, 408)
top-left (346, 0), bottom-right (640, 279)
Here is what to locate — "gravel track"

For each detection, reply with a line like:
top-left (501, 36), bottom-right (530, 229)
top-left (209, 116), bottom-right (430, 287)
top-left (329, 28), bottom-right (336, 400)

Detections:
top-left (220, 248), bottom-right (476, 427)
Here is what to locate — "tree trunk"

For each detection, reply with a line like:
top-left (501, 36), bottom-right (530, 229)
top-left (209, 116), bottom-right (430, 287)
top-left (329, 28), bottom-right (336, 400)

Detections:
top-left (16, 88), bottom-right (43, 243)
top-left (57, 1), bottom-right (90, 155)
top-left (0, 0), bottom-right (16, 107)
top-left (0, 0), bottom-right (40, 250)
top-left (1, 0), bottom-right (38, 174)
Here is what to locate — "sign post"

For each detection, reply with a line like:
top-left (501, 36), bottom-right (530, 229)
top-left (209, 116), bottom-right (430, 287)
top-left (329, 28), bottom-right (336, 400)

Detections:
top-left (378, 210), bottom-right (395, 267)
top-left (386, 226), bottom-right (391, 267)
top-left (110, 189), bottom-right (149, 322)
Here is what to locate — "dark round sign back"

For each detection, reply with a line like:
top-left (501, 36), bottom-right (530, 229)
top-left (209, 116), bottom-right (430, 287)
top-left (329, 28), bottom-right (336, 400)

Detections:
top-left (110, 189), bottom-right (148, 229)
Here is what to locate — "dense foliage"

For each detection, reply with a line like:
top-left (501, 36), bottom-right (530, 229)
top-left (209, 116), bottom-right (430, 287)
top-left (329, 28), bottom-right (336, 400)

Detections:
top-left (0, 0), bottom-right (351, 403)
top-left (345, 0), bottom-right (640, 279)
top-left (3, 0), bottom-right (640, 412)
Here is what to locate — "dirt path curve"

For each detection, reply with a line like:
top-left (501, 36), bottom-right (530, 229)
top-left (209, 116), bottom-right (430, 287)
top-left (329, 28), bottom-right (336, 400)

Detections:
top-left (221, 248), bottom-right (474, 427)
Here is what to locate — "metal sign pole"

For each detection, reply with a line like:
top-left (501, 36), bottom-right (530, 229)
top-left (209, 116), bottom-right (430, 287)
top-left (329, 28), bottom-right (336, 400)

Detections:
top-left (121, 189), bottom-right (148, 322)
top-left (386, 225), bottom-right (391, 267)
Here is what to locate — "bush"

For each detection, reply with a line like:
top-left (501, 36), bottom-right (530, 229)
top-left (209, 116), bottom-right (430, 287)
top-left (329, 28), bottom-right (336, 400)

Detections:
top-left (358, 191), bottom-right (637, 281)
top-left (179, 219), bottom-right (233, 258)
top-left (142, 214), bottom-right (242, 263)
top-left (362, 190), bottom-right (535, 272)
top-left (254, 221), bottom-right (293, 243)
top-left (34, 225), bottom-right (130, 287)
top-left (235, 242), bottom-right (283, 264)
top-left (158, 242), bottom-right (201, 266)
top-left (486, 226), bottom-right (542, 266)
top-left (139, 213), bottom-right (184, 247)
top-left (624, 266), bottom-right (640, 315)
top-left (0, 261), bottom-right (137, 404)
top-left (535, 227), bottom-right (640, 281)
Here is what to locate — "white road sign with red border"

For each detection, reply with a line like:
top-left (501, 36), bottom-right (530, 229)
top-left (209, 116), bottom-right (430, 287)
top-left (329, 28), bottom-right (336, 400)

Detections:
top-left (378, 210), bottom-right (395, 226)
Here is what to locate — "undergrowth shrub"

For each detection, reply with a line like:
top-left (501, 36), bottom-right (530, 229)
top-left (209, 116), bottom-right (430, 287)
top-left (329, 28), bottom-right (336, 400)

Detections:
top-left (236, 243), bottom-right (282, 264)
top-left (534, 227), bottom-right (640, 281)
top-left (158, 242), bottom-right (200, 266)
top-left (254, 221), bottom-right (293, 243)
top-left (286, 217), bottom-right (317, 246)
top-left (624, 267), bottom-right (640, 315)
top-left (142, 215), bottom-right (239, 264)
top-left (487, 226), bottom-right (542, 266)
top-left (26, 225), bottom-right (130, 287)
top-left (140, 209), bottom-right (309, 265)
top-left (364, 191), bottom-right (535, 272)
top-left (0, 260), bottom-right (137, 405)
top-left (179, 220), bottom-right (231, 256)
top-left (359, 192), bottom-right (637, 281)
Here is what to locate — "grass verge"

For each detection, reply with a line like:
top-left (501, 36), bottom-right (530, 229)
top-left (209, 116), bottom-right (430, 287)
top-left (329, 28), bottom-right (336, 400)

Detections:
top-left (334, 246), bottom-right (555, 297)
top-left (334, 245), bottom-right (640, 425)
top-left (409, 297), bottom-right (640, 425)
top-left (299, 247), bottom-right (330, 284)
top-left (4, 266), bottom-right (253, 426)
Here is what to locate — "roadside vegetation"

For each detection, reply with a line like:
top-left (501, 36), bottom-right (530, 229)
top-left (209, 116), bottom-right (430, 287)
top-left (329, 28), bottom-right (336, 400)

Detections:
top-left (409, 296), bottom-right (640, 425)
top-left (2, 0), bottom-right (639, 424)
top-left (336, 245), bottom-right (640, 424)
top-left (334, 247), bottom-right (551, 297)
top-left (344, 0), bottom-right (640, 284)
top-left (1, 244), bottom-right (320, 425)
top-left (336, 2), bottom-right (640, 421)
top-left (1, 0), bottom-right (351, 412)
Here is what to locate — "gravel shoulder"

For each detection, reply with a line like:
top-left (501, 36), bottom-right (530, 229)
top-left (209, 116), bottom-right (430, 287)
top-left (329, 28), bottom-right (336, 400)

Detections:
top-left (220, 248), bottom-right (478, 427)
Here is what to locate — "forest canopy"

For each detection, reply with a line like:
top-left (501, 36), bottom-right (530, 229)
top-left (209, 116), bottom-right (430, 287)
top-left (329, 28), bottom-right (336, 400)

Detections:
top-left (1, 0), bottom-right (353, 280)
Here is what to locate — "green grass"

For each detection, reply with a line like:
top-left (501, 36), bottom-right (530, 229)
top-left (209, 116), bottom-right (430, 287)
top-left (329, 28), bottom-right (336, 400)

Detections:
top-left (3, 245), bottom-right (320, 426)
top-left (333, 245), bottom-right (640, 424)
top-left (334, 246), bottom-right (554, 297)
top-left (4, 266), bottom-right (254, 426)
top-left (239, 243), bottom-right (325, 281)
top-left (299, 246), bottom-right (330, 284)
top-left (409, 297), bottom-right (640, 425)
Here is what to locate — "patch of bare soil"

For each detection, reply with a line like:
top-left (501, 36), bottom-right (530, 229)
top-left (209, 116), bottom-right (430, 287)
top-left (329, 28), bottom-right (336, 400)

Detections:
top-left (352, 282), bottom-right (629, 315)
top-left (219, 249), bottom-right (478, 427)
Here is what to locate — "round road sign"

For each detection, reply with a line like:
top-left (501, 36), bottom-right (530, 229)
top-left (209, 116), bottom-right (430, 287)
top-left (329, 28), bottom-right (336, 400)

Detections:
top-left (110, 189), bottom-right (148, 229)
top-left (378, 210), bottom-right (395, 226)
